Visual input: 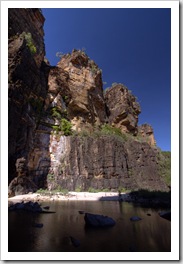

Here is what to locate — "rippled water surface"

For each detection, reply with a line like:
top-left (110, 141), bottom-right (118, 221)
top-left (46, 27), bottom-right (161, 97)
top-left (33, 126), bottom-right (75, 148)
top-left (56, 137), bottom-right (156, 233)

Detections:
top-left (8, 201), bottom-right (171, 252)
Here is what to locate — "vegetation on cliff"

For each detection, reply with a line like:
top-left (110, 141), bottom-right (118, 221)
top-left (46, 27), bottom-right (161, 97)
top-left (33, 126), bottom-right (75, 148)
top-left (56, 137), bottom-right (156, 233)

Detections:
top-left (157, 151), bottom-right (171, 186)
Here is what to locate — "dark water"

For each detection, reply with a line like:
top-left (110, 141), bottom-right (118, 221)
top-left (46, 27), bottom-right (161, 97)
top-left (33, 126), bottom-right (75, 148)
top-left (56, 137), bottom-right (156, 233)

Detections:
top-left (8, 201), bottom-right (171, 252)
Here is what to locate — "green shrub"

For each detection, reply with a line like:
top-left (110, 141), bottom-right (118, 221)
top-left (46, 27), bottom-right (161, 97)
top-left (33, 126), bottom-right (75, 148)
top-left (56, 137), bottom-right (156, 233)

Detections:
top-left (62, 95), bottom-right (68, 102)
top-left (61, 118), bottom-right (73, 136)
top-left (88, 187), bottom-right (100, 193)
top-left (100, 124), bottom-right (128, 141)
top-left (21, 32), bottom-right (37, 54)
top-left (51, 118), bottom-right (72, 136)
top-left (36, 188), bottom-right (49, 194)
top-left (158, 151), bottom-right (171, 185)
top-left (47, 173), bottom-right (54, 182)
top-left (51, 125), bottom-right (60, 134)
top-left (91, 64), bottom-right (98, 74)
top-left (118, 187), bottom-right (129, 193)
top-left (101, 188), bottom-right (110, 192)
top-left (51, 187), bottom-right (69, 195)
top-left (75, 186), bottom-right (82, 192)
top-left (51, 107), bottom-right (62, 119)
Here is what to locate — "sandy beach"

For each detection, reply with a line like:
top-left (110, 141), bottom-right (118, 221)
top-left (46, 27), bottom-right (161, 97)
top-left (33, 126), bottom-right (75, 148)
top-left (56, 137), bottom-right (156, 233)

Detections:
top-left (8, 191), bottom-right (126, 204)
top-left (8, 191), bottom-right (171, 208)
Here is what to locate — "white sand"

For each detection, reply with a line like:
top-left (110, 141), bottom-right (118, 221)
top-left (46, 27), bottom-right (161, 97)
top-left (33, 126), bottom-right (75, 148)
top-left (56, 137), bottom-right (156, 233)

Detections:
top-left (8, 191), bottom-right (127, 204)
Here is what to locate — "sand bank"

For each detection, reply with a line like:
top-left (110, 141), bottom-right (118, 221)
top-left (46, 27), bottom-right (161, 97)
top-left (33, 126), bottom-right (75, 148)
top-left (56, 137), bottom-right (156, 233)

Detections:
top-left (8, 191), bottom-right (127, 204)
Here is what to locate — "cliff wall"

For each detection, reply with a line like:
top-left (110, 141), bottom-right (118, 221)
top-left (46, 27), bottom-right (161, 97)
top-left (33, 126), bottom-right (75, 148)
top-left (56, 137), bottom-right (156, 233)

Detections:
top-left (8, 8), bottom-right (50, 187)
top-left (47, 136), bottom-right (167, 192)
top-left (8, 9), bottom-right (169, 196)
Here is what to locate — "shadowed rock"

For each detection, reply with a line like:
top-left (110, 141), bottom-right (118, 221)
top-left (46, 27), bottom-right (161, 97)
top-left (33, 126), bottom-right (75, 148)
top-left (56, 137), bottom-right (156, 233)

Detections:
top-left (130, 216), bottom-right (142, 221)
top-left (159, 211), bottom-right (171, 221)
top-left (69, 236), bottom-right (80, 247)
top-left (84, 213), bottom-right (116, 227)
top-left (43, 206), bottom-right (50, 210)
top-left (8, 201), bottom-right (56, 213)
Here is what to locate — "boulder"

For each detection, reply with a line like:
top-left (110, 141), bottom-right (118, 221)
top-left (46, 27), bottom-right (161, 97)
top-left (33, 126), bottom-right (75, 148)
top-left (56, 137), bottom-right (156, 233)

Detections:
top-left (69, 236), bottom-right (80, 247)
top-left (43, 206), bottom-right (50, 210)
top-left (84, 213), bottom-right (116, 227)
top-left (159, 211), bottom-right (171, 221)
top-left (130, 216), bottom-right (142, 221)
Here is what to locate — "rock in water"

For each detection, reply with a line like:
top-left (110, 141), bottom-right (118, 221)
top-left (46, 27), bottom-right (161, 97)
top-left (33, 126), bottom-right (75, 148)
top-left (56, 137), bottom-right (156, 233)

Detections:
top-left (130, 216), bottom-right (142, 221)
top-left (159, 211), bottom-right (171, 221)
top-left (69, 236), bottom-right (80, 247)
top-left (78, 210), bottom-right (85, 214)
top-left (84, 213), bottom-right (116, 227)
top-left (43, 206), bottom-right (50, 210)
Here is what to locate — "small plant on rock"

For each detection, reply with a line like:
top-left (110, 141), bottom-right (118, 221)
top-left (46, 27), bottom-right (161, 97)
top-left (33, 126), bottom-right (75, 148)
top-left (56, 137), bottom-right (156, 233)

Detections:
top-left (60, 118), bottom-right (73, 136)
top-left (21, 32), bottom-right (37, 54)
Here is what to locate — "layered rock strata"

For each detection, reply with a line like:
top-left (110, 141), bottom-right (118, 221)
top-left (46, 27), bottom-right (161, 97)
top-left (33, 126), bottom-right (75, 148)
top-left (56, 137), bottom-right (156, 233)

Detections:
top-left (47, 136), bottom-right (168, 192)
top-left (8, 8), bottom-right (169, 195)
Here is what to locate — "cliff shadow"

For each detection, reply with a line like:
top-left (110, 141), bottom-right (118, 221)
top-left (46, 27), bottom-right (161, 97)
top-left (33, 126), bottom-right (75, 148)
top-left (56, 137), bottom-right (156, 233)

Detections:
top-left (98, 189), bottom-right (171, 208)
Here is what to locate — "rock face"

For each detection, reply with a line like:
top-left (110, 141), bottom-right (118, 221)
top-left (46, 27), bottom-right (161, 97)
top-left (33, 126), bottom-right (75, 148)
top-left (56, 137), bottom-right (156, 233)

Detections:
top-left (137, 124), bottom-right (156, 146)
top-left (47, 136), bottom-right (168, 192)
top-left (8, 8), bottom-right (50, 189)
top-left (104, 84), bottom-right (141, 135)
top-left (46, 49), bottom-right (107, 132)
top-left (8, 8), bottom-right (45, 67)
top-left (8, 9), bottom-right (169, 195)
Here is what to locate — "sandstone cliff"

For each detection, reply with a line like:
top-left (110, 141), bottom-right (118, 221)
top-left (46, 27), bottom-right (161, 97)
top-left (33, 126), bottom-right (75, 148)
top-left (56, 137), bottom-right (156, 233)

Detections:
top-left (8, 9), bottom-right (170, 196)
top-left (8, 8), bottom-right (50, 187)
top-left (46, 49), bottom-right (107, 132)
top-left (47, 135), bottom-right (167, 192)
top-left (104, 83), bottom-right (141, 135)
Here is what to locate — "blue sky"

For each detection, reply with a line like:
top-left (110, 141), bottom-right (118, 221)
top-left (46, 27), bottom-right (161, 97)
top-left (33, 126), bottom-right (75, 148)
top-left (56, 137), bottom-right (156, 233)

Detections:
top-left (42, 8), bottom-right (171, 151)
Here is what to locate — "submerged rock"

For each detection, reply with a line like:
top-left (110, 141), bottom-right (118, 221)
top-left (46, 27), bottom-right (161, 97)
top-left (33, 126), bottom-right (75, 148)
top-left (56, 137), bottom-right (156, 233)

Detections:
top-left (8, 201), bottom-right (42, 212)
top-left (84, 213), bottom-right (116, 227)
top-left (159, 211), bottom-right (171, 221)
top-left (130, 216), bottom-right (142, 221)
top-left (43, 206), bottom-right (50, 210)
top-left (69, 236), bottom-right (81, 247)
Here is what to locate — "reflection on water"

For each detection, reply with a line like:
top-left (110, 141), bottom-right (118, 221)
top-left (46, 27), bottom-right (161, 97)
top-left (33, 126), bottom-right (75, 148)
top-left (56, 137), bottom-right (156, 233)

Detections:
top-left (8, 201), bottom-right (171, 252)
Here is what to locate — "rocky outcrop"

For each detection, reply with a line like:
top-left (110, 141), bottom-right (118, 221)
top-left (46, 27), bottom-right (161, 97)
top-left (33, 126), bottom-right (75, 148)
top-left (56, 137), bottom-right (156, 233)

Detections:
top-left (46, 50), bottom-right (107, 132)
top-left (137, 124), bottom-right (156, 146)
top-left (8, 9), bottom-right (169, 195)
top-left (104, 84), bottom-right (141, 135)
